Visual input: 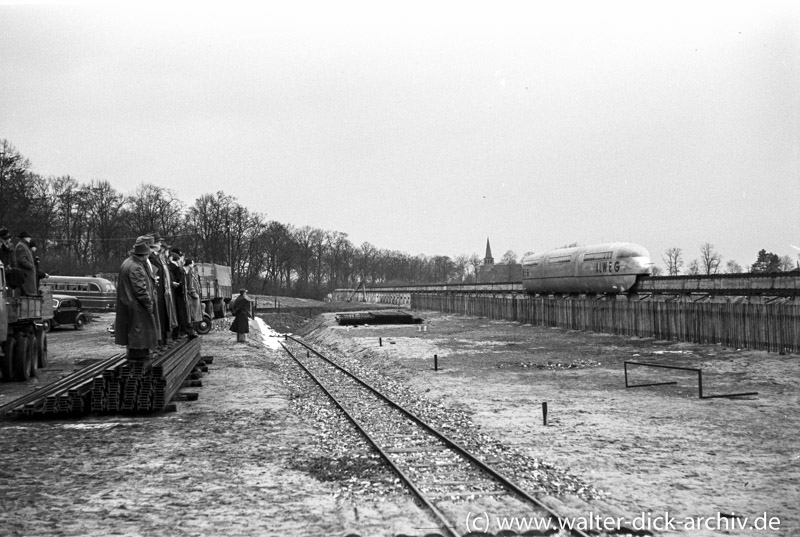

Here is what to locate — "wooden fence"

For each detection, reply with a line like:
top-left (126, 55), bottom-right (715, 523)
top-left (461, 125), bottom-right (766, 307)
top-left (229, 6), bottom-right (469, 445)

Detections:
top-left (411, 293), bottom-right (800, 355)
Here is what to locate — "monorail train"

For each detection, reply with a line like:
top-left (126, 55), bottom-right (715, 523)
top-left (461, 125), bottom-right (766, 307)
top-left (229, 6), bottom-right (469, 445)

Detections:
top-left (521, 242), bottom-right (653, 294)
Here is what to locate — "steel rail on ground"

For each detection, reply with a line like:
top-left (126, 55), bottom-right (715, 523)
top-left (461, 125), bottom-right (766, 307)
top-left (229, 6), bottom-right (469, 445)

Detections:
top-left (0, 352), bottom-right (126, 417)
top-left (1, 338), bottom-right (203, 418)
top-left (280, 341), bottom-right (461, 537)
top-left (283, 335), bottom-right (592, 537)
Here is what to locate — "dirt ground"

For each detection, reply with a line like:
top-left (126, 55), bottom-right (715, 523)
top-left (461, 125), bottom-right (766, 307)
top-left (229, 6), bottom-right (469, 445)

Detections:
top-left (0, 307), bottom-right (797, 536)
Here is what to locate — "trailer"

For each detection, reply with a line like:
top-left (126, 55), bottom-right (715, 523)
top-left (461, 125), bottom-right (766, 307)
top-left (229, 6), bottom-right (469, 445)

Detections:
top-left (194, 263), bottom-right (232, 334)
top-left (0, 264), bottom-right (54, 382)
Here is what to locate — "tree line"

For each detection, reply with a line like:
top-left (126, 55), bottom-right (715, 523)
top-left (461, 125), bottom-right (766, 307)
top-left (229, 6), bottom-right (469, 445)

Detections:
top-left (4, 139), bottom-right (795, 295)
top-left (661, 243), bottom-right (797, 276)
top-left (1, 139), bottom-right (481, 298)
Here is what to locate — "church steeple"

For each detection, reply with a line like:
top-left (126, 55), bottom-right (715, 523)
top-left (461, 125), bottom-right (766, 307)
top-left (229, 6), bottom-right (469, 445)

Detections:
top-left (484, 237), bottom-right (494, 265)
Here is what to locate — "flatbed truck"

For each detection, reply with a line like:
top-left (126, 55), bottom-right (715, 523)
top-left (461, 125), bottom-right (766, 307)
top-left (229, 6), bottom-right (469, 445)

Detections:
top-left (0, 263), bottom-right (53, 381)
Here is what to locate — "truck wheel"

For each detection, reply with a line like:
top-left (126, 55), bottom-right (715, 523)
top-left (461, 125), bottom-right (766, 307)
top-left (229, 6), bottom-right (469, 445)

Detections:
top-left (42, 319), bottom-right (52, 333)
top-left (37, 330), bottom-right (48, 368)
top-left (196, 317), bottom-right (212, 335)
top-left (12, 335), bottom-right (30, 381)
top-left (0, 338), bottom-right (15, 382)
top-left (27, 333), bottom-right (38, 378)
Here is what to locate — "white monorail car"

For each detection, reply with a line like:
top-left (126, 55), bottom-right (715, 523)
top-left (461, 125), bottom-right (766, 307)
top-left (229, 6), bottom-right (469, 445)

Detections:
top-left (521, 242), bottom-right (653, 294)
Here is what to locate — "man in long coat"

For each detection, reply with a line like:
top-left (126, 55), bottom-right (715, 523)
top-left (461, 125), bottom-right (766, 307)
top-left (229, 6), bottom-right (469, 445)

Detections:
top-left (167, 248), bottom-right (197, 339)
top-left (147, 232), bottom-right (177, 344)
top-left (13, 231), bottom-right (38, 296)
top-left (184, 259), bottom-right (204, 324)
top-left (229, 288), bottom-right (252, 343)
top-left (115, 238), bottom-right (159, 359)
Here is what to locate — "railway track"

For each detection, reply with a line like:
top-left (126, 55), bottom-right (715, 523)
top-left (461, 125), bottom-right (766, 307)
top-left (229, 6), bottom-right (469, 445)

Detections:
top-left (281, 335), bottom-right (611, 537)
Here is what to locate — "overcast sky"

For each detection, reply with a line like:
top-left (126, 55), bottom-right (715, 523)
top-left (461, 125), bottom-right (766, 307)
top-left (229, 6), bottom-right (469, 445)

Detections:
top-left (1, 1), bottom-right (798, 271)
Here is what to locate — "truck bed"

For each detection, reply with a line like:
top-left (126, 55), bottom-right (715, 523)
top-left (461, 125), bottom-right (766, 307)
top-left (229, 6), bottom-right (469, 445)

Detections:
top-left (8, 289), bottom-right (54, 323)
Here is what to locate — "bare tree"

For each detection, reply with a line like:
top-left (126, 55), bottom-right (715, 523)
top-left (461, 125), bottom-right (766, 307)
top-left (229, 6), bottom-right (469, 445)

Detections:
top-left (662, 247), bottom-right (683, 276)
top-left (324, 231), bottom-right (353, 289)
top-left (185, 191), bottom-right (237, 264)
top-left (0, 139), bottom-right (33, 227)
top-left (469, 253), bottom-right (481, 282)
top-left (293, 226), bottom-right (325, 295)
top-left (356, 242), bottom-right (379, 283)
top-left (126, 183), bottom-right (185, 238)
top-left (83, 180), bottom-right (128, 270)
top-left (686, 259), bottom-right (700, 275)
top-left (501, 250), bottom-right (518, 264)
top-left (699, 242), bottom-right (722, 274)
top-left (725, 260), bottom-right (744, 274)
top-left (779, 255), bottom-right (796, 272)
top-left (453, 254), bottom-right (470, 282)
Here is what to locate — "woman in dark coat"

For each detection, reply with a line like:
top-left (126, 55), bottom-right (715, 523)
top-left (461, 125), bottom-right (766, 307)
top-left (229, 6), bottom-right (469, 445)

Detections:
top-left (229, 288), bottom-right (251, 343)
top-left (115, 238), bottom-right (159, 359)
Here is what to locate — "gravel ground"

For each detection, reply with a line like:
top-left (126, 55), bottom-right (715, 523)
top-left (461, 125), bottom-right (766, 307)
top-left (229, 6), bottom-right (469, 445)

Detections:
top-left (0, 307), bottom-right (797, 537)
top-left (299, 311), bottom-right (798, 537)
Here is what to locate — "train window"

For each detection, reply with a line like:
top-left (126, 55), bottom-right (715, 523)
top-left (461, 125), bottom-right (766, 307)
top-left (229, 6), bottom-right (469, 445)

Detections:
top-left (89, 283), bottom-right (100, 292)
top-left (548, 255), bottom-right (572, 264)
top-left (583, 251), bottom-right (613, 262)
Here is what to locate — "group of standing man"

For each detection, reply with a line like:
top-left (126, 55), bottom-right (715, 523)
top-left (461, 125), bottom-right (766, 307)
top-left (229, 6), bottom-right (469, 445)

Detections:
top-left (115, 232), bottom-right (203, 360)
top-left (0, 228), bottom-right (47, 296)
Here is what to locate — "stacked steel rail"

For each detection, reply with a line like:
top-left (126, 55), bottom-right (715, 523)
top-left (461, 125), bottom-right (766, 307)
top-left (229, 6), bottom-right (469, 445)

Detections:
top-left (282, 335), bottom-right (598, 537)
top-left (2, 338), bottom-right (204, 419)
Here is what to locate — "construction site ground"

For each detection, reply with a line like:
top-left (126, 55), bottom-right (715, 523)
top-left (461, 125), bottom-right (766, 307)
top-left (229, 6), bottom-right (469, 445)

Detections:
top-left (0, 306), bottom-right (796, 536)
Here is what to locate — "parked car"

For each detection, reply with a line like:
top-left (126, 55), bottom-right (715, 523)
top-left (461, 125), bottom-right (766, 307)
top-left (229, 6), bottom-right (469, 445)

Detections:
top-left (44, 295), bottom-right (89, 332)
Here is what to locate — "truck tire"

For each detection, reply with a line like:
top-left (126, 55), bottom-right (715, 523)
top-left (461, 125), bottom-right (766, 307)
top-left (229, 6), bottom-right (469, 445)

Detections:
top-left (195, 316), bottom-right (212, 335)
top-left (27, 333), bottom-right (38, 378)
top-left (0, 338), bottom-right (15, 382)
top-left (12, 334), bottom-right (29, 381)
top-left (37, 329), bottom-right (48, 368)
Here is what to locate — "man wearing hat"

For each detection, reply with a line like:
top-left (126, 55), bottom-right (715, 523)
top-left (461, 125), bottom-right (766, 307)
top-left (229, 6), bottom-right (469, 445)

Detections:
top-left (0, 227), bottom-right (22, 291)
top-left (147, 232), bottom-right (177, 345)
top-left (229, 288), bottom-right (252, 343)
top-left (0, 227), bottom-right (12, 268)
top-left (115, 236), bottom-right (159, 360)
top-left (167, 247), bottom-right (197, 340)
top-left (13, 231), bottom-right (37, 296)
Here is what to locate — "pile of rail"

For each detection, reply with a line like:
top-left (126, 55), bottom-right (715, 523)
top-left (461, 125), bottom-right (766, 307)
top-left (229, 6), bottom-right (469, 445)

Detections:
top-left (2, 338), bottom-right (206, 419)
top-left (335, 309), bottom-right (423, 326)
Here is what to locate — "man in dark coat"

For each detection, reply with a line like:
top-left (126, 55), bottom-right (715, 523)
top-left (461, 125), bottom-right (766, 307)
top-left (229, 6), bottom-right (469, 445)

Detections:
top-left (147, 232), bottom-right (177, 345)
top-left (166, 248), bottom-right (197, 340)
top-left (0, 227), bottom-right (24, 291)
top-left (115, 237), bottom-right (159, 360)
top-left (13, 231), bottom-right (37, 296)
top-left (229, 288), bottom-right (252, 343)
